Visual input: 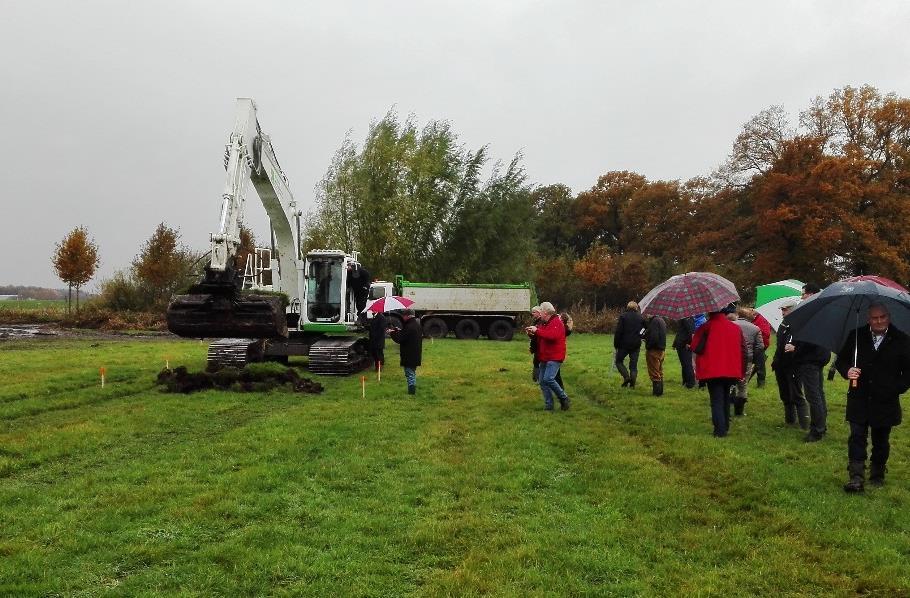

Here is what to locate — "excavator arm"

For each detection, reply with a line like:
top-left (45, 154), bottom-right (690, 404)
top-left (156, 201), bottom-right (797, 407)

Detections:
top-left (167, 98), bottom-right (301, 339)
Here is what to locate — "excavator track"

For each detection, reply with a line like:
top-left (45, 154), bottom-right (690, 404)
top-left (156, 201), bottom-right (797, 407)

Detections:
top-left (206, 338), bottom-right (266, 370)
top-left (307, 337), bottom-right (371, 375)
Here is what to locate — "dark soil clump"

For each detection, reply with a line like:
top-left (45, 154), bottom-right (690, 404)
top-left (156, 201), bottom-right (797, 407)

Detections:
top-left (157, 363), bottom-right (324, 395)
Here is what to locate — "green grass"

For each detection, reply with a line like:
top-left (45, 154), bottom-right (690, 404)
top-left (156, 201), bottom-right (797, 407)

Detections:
top-left (0, 299), bottom-right (66, 311)
top-left (1, 334), bottom-right (909, 596)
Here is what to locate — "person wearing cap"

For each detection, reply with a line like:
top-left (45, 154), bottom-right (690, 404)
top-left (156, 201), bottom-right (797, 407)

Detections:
top-left (690, 305), bottom-right (745, 437)
top-left (771, 298), bottom-right (808, 428)
top-left (526, 301), bottom-right (569, 411)
top-left (389, 308), bottom-right (422, 395)
top-left (786, 283), bottom-right (831, 442)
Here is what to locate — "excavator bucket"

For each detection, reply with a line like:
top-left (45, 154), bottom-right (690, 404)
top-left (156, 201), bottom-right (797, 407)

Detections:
top-left (166, 292), bottom-right (288, 339)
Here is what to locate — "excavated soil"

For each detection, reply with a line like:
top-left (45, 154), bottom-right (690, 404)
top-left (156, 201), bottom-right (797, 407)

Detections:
top-left (156, 365), bottom-right (324, 395)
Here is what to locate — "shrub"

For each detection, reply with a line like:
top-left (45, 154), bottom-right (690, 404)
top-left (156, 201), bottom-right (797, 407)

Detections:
top-left (97, 271), bottom-right (148, 311)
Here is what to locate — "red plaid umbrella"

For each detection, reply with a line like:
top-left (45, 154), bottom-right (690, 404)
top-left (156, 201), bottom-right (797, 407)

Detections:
top-left (841, 275), bottom-right (908, 293)
top-left (639, 272), bottom-right (740, 319)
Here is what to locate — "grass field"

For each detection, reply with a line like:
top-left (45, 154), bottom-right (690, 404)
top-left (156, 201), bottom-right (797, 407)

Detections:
top-left (1, 334), bottom-right (909, 596)
top-left (0, 299), bottom-right (66, 311)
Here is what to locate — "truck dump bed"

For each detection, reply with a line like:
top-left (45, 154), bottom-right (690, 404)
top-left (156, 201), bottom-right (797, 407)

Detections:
top-left (398, 279), bottom-right (533, 313)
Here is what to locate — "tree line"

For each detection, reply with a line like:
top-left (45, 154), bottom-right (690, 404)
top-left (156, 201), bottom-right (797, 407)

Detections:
top-left (304, 84), bottom-right (910, 309)
top-left (54, 84), bottom-right (910, 313)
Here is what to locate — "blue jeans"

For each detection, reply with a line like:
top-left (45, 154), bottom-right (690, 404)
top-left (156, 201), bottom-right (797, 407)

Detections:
top-left (404, 367), bottom-right (416, 388)
top-left (539, 361), bottom-right (567, 409)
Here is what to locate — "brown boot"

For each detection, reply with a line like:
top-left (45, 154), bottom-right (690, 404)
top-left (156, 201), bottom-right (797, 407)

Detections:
top-left (843, 460), bottom-right (865, 493)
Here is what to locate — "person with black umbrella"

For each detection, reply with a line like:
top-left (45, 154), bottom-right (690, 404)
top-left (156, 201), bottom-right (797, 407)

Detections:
top-left (835, 303), bottom-right (910, 492)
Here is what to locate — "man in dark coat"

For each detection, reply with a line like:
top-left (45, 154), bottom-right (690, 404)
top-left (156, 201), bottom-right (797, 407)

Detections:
top-left (614, 301), bottom-right (644, 388)
top-left (644, 315), bottom-right (667, 396)
top-left (836, 303), bottom-right (910, 492)
top-left (389, 308), bottom-right (423, 395)
top-left (346, 263), bottom-right (372, 323)
top-left (368, 311), bottom-right (387, 372)
top-left (673, 317), bottom-right (696, 389)
top-left (771, 300), bottom-right (809, 428)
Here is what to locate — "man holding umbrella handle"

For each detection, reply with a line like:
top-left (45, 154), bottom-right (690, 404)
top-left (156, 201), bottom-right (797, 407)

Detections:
top-left (835, 303), bottom-right (910, 492)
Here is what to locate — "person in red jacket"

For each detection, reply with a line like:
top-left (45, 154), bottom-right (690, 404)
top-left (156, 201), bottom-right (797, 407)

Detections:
top-left (691, 305), bottom-right (745, 437)
top-left (526, 301), bottom-right (569, 411)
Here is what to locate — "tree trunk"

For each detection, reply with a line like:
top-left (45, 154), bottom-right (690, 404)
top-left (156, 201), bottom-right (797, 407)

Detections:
top-left (67, 284), bottom-right (72, 315)
top-left (76, 284), bottom-right (80, 312)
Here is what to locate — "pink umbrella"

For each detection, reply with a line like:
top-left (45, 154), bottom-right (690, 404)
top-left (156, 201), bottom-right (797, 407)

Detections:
top-left (365, 295), bottom-right (415, 313)
top-left (841, 275), bottom-right (908, 293)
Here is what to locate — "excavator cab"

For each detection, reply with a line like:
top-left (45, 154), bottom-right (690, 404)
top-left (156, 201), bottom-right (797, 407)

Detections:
top-left (299, 250), bottom-right (362, 331)
top-left (306, 257), bottom-right (343, 323)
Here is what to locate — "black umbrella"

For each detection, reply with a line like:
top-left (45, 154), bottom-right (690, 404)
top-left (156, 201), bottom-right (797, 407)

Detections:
top-left (786, 280), bottom-right (910, 356)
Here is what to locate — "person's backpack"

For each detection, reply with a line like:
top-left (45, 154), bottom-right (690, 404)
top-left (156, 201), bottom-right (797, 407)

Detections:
top-left (560, 312), bottom-right (574, 336)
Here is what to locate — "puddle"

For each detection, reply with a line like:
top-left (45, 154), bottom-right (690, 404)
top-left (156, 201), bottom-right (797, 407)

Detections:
top-left (0, 325), bottom-right (57, 339)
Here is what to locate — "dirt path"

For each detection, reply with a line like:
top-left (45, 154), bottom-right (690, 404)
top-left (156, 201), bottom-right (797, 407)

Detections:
top-left (0, 324), bottom-right (174, 342)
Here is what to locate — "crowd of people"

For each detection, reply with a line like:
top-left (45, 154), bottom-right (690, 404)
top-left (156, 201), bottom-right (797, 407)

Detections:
top-left (367, 277), bottom-right (910, 493)
top-left (523, 281), bottom-right (910, 493)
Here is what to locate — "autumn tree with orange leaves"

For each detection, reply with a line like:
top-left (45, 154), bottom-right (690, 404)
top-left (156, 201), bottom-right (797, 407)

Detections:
top-left (52, 226), bottom-right (100, 313)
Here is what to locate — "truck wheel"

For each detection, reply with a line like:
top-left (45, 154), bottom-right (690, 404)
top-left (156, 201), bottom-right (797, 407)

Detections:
top-left (422, 317), bottom-right (448, 339)
top-left (454, 318), bottom-right (480, 340)
top-left (487, 319), bottom-right (514, 341)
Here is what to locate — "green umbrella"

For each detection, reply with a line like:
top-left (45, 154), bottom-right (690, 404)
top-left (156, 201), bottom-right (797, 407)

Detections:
top-left (755, 279), bottom-right (803, 331)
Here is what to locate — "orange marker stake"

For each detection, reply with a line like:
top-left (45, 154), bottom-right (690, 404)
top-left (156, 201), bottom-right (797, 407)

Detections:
top-left (377, 361), bottom-right (382, 382)
top-left (361, 376), bottom-right (366, 399)
top-left (100, 367), bottom-right (106, 388)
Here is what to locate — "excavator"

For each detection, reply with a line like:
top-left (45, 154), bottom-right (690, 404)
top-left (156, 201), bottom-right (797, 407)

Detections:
top-left (166, 98), bottom-right (370, 374)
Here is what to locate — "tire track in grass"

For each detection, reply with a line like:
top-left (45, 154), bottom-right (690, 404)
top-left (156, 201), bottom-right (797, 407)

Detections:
top-left (573, 375), bottom-right (905, 596)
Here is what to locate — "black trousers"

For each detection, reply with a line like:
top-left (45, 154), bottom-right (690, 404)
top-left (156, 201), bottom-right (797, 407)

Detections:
top-left (676, 346), bottom-right (695, 387)
top-left (754, 349), bottom-right (767, 384)
top-left (707, 379), bottom-right (734, 437)
top-left (615, 347), bottom-right (640, 381)
top-left (848, 422), bottom-right (892, 464)
top-left (774, 367), bottom-right (803, 406)
top-left (797, 364), bottom-right (827, 436)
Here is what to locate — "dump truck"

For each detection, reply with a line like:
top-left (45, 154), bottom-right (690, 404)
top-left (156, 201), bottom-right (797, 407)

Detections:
top-left (369, 276), bottom-right (536, 341)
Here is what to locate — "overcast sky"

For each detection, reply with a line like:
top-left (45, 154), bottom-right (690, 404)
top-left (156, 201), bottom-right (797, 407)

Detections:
top-left (2, 1), bottom-right (909, 288)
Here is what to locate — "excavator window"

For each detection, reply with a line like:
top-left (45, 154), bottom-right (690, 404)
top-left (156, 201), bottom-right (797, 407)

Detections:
top-left (306, 259), bottom-right (342, 322)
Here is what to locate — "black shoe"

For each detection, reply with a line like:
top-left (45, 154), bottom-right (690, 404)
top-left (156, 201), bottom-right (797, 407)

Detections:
top-left (544, 405), bottom-right (554, 411)
top-left (843, 478), bottom-right (865, 492)
top-left (559, 396), bottom-right (570, 411)
top-left (803, 432), bottom-right (824, 443)
top-left (621, 379), bottom-right (629, 388)
top-left (408, 385), bottom-right (416, 395)
top-left (869, 463), bottom-right (886, 486)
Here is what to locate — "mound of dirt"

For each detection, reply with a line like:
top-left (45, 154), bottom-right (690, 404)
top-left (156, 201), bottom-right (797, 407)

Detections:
top-left (156, 364), bottom-right (324, 395)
